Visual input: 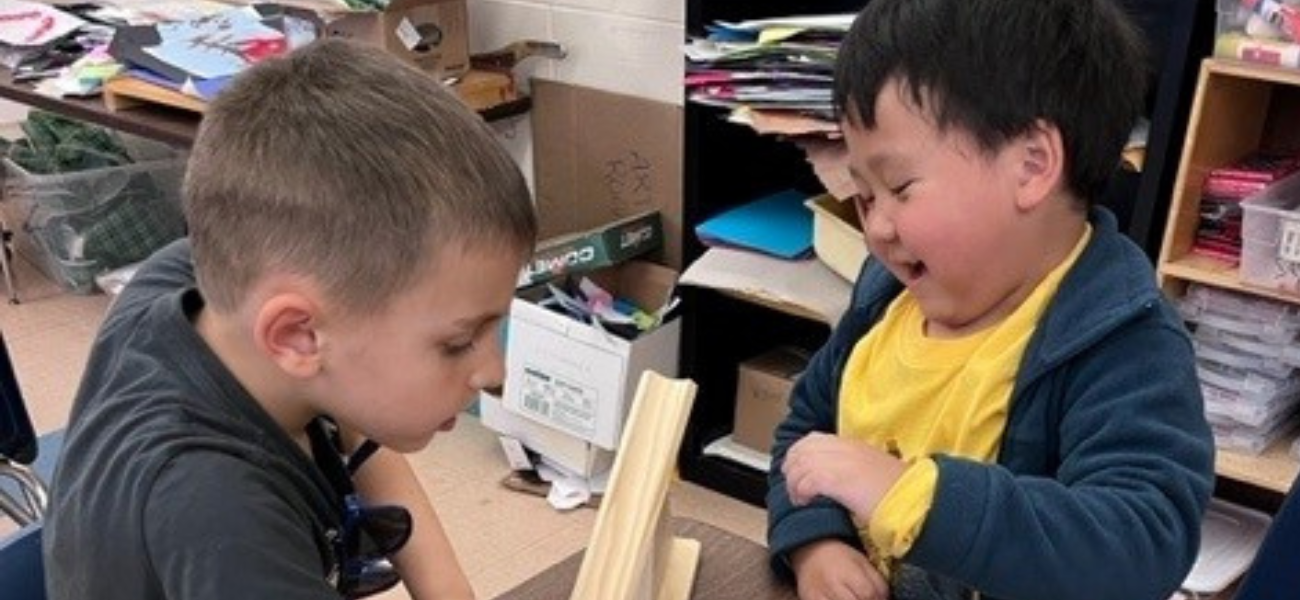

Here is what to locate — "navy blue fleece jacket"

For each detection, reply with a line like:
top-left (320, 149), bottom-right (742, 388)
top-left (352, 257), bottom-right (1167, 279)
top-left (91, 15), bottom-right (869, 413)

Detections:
top-left (767, 208), bottom-right (1215, 600)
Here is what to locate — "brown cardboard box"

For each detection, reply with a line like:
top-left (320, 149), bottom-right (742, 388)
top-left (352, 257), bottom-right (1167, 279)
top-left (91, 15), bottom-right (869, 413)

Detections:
top-left (531, 80), bottom-right (684, 269)
top-left (733, 347), bottom-right (809, 454)
top-left (324, 0), bottom-right (469, 81)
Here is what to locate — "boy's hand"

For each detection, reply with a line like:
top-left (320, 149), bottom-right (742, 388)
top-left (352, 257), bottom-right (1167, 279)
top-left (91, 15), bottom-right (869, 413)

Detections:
top-left (791, 539), bottom-right (889, 600)
top-left (782, 432), bottom-right (906, 519)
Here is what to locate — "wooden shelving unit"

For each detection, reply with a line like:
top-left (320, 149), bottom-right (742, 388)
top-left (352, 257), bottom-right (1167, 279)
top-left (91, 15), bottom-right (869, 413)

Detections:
top-left (1157, 58), bottom-right (1300, 497)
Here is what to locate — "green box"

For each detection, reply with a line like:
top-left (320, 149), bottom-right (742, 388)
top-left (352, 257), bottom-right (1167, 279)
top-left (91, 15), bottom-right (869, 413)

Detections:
top-left (516, 210), bottom-right (662, 289)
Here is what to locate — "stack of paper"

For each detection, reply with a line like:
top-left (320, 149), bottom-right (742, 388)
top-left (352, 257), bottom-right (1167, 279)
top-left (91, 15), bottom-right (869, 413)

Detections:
top-left (0, 0), bottom-right (87, 70)
top-left (106, 5), bottom-right (317, 103)
top-left (683, 13), bottom-right (853, 127)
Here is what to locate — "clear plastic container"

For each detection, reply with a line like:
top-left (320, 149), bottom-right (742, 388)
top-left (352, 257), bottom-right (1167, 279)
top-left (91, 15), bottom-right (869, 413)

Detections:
top-left (1197, 359), bottom-right (1299, 401)
top-left (1204, 381), bottom-right (1299, 428)
top-left (1196, 337), bottom-right (1296, 378)
top-left (1, 138), bottom-right (187, 294)
top-left (1215, 0), bottom-right (1300, 69)
top-left (1180, 284), bottom-right (1300, 343)
top-left (1196, 323), bottom-right (1300, 368)
top-left (1241, 170), bottom-right (1300, 293)
top-left (1212, 411), bottom-right (1297, 455)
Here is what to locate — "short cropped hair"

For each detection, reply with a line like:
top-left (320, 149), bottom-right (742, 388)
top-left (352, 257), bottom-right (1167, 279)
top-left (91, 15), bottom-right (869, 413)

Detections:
top-left (833, 0), bottom-right (1147, 204)
top-left (185, 38), bottom-right (537, 314)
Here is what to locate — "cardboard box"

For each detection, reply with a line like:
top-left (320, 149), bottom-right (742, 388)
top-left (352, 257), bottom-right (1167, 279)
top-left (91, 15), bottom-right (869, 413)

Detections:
top-left (516, 210), bottom-right (663, 288)
top-left (531, 80), bottom-right (684, 269)
top-left (324, 0), bottom-right (469, 81)
top-left (806, 193), bottom-right (868, 282)
top-left (733, 347), bottom-right (809, 454)
top-left (504, 260), bottom-right (681, 450)
top-left (478, 391), bottom-right (614, 478)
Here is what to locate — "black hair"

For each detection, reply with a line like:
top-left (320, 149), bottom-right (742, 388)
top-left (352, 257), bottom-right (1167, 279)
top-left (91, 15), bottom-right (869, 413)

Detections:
top-left (833, 0), bottom-right (1148, 204)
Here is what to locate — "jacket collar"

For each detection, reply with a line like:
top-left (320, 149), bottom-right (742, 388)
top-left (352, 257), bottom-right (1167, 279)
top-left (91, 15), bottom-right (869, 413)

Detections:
top-left (849, 207), bottom-right (1160, 382)
top-left (1017, 207), bottom-right (1163, 382)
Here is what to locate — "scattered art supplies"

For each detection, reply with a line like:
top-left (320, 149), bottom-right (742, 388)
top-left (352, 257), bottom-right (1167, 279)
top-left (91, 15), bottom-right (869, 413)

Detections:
top-left (694, 188), bottom-right (813, 259)
top-left (106, 4), bottom-right (318, 104)
top-left (535, 274), bottom-right (679, 342)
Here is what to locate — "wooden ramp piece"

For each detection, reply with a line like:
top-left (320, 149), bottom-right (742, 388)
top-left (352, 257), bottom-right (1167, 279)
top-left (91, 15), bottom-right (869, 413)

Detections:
top-left (569, 371), bottom-right (701, 600)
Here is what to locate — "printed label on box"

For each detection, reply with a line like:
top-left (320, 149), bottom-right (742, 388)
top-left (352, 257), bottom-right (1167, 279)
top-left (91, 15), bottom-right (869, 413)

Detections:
top-left (519, 366), bottom-right (598, 439)
top-left (1279, 219), bottom-right (1300, 264)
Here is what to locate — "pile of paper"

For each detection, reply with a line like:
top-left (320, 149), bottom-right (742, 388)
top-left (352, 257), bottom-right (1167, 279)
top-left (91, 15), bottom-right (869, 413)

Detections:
top-left (683, 14), bottom-right (851, 130)
top-left (106, 4), bottom-right (317, 103)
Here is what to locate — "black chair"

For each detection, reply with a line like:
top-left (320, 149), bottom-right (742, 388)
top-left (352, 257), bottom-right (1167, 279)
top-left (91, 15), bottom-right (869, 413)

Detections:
top-left (1234, 475), bottom-right (1300, 600)
top-left (0, 522), bottom-right (45, 600)
top-left (0, 333), bottom-right (56, 526)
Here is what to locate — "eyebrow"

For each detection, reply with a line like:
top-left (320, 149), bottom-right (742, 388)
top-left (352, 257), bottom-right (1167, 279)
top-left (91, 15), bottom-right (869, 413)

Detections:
top-left (866, 153), bottom-right (905, 174)
top-left (450, 313), bottom-right (503, 332)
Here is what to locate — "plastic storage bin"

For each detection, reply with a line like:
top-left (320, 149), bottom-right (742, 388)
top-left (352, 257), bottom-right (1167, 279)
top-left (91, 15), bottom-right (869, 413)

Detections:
top-left (1, 139), bottom-right (187, 294)
top-left (1215, 0), bottom-right (1300, 69)
top-left (1240, 170), bottom-right (1300, 293)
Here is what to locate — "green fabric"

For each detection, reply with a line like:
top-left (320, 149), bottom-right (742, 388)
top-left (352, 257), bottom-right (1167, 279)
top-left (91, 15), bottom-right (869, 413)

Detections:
top-left (3, 111), bottom-right (186, 293)
top-left (6, 110), bottom-right (132, 174)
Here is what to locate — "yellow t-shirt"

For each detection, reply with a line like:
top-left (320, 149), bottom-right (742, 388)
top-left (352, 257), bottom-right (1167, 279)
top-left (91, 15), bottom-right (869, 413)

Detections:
top-left (838, 225), bottom-right (1092, 572)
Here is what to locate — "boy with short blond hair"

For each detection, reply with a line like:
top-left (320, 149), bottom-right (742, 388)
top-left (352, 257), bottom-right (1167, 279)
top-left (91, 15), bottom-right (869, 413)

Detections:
top-left (46, 38), bottom-right (537, 600)
top-left (768, 2), bottom-right (1215, 599)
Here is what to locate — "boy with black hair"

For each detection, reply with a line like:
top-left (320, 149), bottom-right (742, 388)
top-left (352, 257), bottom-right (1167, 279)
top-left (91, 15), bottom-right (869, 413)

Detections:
top-left (768, 1), bottom-right (1215, 599)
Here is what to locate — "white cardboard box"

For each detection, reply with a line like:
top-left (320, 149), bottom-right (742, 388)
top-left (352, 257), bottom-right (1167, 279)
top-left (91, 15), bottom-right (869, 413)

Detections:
top-left (478, 391), bottom-right (614, 478)
top-left (504, 261), bottom-right (680, 450)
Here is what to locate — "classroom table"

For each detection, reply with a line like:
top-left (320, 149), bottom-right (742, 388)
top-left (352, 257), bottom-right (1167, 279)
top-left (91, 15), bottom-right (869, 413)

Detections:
top-left (492, 517), bottom-right (799, 600)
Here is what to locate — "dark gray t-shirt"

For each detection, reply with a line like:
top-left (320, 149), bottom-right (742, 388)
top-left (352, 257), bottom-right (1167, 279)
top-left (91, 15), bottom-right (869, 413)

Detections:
top-left (44, 239), bottom-right (345, 599)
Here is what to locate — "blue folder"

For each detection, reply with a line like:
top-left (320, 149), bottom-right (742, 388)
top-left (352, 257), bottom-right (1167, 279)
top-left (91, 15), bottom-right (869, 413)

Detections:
top-left (694, 189), bottom-right (813, 259)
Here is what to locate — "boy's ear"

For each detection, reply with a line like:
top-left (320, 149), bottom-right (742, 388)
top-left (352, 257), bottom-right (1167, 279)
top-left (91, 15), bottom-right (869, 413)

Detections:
top-left (1013, 119), bottom-right (1066, 211)
top-left (253, 290), bottom-right (324, 379)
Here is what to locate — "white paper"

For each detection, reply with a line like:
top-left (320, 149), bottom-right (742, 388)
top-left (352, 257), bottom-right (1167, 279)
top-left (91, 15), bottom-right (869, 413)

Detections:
top-left (1181, 498), bottom-right (1272, 594)
top-left (0, 0), bottom-right (85, 47)
top-left (714, 14), bottom-right (856, 33)
top-left (702, 434), bottom-right (771, 472)
top-left (537, 458), bottom-right (608, 511)
top-left (680, 247), bottom-right (851, 325)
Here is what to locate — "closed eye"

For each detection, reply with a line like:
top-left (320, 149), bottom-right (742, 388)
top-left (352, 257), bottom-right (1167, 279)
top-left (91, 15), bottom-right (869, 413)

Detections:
top-left (440, 340), bottom-right (475, 358)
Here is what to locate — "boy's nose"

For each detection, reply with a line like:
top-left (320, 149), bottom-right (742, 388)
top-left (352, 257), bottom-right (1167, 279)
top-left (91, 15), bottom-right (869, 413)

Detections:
top-left (470, 336), bottom-right (507, 392)
top-left (863, 205), bottom-right (898, 245)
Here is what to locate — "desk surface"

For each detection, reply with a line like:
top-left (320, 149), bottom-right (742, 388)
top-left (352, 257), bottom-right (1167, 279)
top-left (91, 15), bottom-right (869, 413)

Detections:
top-left (0, 70), bottom-right (530, 149)
top-left (492, 517), bottom-right (798, 600)
top-left (1, 72), bottom-right (200, 147)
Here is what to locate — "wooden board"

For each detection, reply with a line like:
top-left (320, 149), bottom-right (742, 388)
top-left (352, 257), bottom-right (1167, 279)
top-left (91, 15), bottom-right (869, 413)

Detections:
top-left (569, 371), bottom-right (700, 600)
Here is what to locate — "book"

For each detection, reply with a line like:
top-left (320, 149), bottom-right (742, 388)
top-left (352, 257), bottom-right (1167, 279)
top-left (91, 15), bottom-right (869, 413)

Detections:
top-left (1210, 151), bottom-right (1300, 184)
